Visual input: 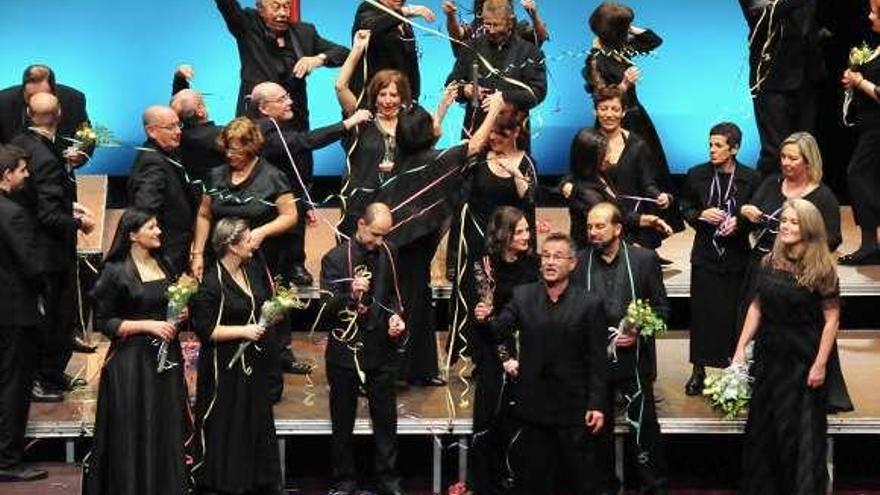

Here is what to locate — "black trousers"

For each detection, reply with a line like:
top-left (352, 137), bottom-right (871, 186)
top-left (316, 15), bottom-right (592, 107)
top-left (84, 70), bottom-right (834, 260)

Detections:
top-left (327, 363), bottom-right (400, 491)
top-left (511, 421), bottom-right (600, 495)
top-left (753, 86), bottom-right (818, 177)
top-left (38, 268), bottom-right (76, 388)
top-left (0, 326), bottom-right (37, 468)
top-left (595, 375), bottom-right (666, 494)
top-left (847, 127), bottom-right (880, 230)
top-left (396, 232), bottom-right (440, 383)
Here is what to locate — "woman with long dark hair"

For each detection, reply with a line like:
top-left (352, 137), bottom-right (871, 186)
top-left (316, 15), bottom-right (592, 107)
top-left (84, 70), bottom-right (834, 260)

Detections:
top-left (190, 217), bottom-right (281, 495)
top-left (469, 205), bottom-right (540, 495)
top-left (84, 209), bottom-right (191, 495)
top-left (734, 199), bottom-right (851, 494)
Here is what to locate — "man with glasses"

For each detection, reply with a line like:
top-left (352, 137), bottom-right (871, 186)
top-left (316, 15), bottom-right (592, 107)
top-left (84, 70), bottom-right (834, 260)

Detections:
top-left (128, 105), bottom-right (202, 276)
top-left (445, 0), bottom-right (546, 147)
top-left (572, 202), bottom-right (669, 495)
top-left (490, 232), bottom-right (607, 495)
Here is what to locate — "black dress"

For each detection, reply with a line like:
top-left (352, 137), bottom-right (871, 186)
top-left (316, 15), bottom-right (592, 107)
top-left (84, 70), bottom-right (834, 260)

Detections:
top-left (84, 258), bottom-right (191, 495)
top-left (847, 55), bottom-right (880, 231)
top-left (605, 132), bottom-right (664, 248)
top-left (468, 253), bottom-right (539, 495)
top-left (190, 260), bottom-right (280, 494)
top-left (680, 162), bottom-right (760, 367)
top-left (207, 158), bottom-right (293, 277)
top-left (741, 259), bottom-right (852, 495)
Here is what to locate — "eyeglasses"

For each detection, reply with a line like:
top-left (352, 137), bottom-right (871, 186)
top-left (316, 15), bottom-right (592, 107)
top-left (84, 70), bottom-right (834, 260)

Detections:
top-left (150, 122), bottom-right (183, 131)
top-left (540, 253), bottom-right (573, 262)
top-left (267, 93), bottom-right (292, 104)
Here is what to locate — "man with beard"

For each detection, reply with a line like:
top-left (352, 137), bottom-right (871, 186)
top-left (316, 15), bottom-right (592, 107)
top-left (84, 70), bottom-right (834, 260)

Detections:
top-left (573, 202), bottom-right (669, 495)
top-left (445, 0), bottom-right (546, 145)
top-left (248, 80), bottom-right (371, 374)
top-left (11, 93), bottom-right (95, 402)
top-left (128, 106), bottom-right (202, 277)
top-left (490, 232), bottom-right (607, 495)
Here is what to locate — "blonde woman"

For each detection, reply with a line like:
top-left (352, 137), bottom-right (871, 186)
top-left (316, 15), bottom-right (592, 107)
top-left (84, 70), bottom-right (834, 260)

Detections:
top-left (734, 199), bottom-right (852, 495)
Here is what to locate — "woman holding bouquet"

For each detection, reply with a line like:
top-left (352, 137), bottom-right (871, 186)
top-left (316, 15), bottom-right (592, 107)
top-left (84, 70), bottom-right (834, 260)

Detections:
top-left (839, 0), bottom-right (880, 265)
top-left (734, 199), bottom-right (851, 495)
top-left (190, 217), bottom-right (281, 495)
top-left (84, 209), bottom-right (192, 495)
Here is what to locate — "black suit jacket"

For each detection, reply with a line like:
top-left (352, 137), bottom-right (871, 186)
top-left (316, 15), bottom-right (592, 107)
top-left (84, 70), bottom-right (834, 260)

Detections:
top-left (0, 84), bottom-right (89, 145)
top-left (172, 73), bottom-right (226, 183)
top-left (491, 281), bottom-right (608, 426)
top-left (215, 0), bottom-right (349, 122)
top-left (572, 243), bottom-right (669, 380)
top-left (351, 1), bottom-right (421, 100)
top-left (0, 193), bottom-right (43, 326)
top-left (10, 129), bottom-right (78, 273)
top-left (320, 239), bottom-right (401, 371)
top-left (127, 141), bottom-right (201, 275)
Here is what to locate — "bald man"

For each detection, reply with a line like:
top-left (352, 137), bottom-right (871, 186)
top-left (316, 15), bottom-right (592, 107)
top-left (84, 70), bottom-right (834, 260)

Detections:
top-left (11, 92), bottom-right (95, 402)
top-left (320, 202), bottom-right (406, 495)
top-left (127, 105), bottom-right (202, 276)
top-left (171, 66), bottom-right (225, 182)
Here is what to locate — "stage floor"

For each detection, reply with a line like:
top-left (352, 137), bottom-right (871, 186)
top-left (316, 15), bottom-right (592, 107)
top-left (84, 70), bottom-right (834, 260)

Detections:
top-left (27, 331), bottom-right (880, 439)
top-left (96, 206), bottom-right (880, 298)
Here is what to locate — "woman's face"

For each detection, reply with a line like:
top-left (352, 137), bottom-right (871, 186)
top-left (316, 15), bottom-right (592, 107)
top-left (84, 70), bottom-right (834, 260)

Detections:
top-left (230, 229), bottom-right (256, 261)
top-left (375, 82), bottom-right (402, 119)
top-left (130, 217), bottom-right (162, 250)
top-left (595, 98), bottom-right (624, 133)
top-left (778, 207), bottom-right (803, 247)
top-left (507, 217), bottom-right (531, 254)
top-left (870, 0), bottom-right (880, 33)
top-left (780, 143), bottom-right (808, 182)
top-left (225, 138), bottom-right (255, 170)
top-left (488, 127), bottom-right (518, 152)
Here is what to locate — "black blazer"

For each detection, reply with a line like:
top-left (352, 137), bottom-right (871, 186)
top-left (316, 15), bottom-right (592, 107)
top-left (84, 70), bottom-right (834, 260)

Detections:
top-left (351, 1), bottom-right (421, 100)
top-left (680, 161), bottom-right (760, 272)
top-left (10, 129), bottom-right (78, 272)
top-left (491, 282), bottom-right (608, 426)
top-left (215, 0), bottom-right (349, 121)
top-left (127, 141), bottom-right (201, 275)
top-left (0, 84), bottom-right (89, 145)
top-left (90, 255), bottom-right (173, 338)
top-left (320, 239), bottom-right (401, 371)
top-left (0, 193), bottom-right (43, 326)
top-left (172, 73), bottom-right (227, 183)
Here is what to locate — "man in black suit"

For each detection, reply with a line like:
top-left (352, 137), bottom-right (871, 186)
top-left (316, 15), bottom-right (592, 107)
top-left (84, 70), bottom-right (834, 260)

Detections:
top-left (170, 65), bottom-right (225, 183)
top-left (739, 0), bottom-right (824, 176)
top-left (573, 202), bottom-right (669, 495)
top-left (0, 145), bottom-right (48, 482)
top-left (350, 0), bottom-right (437, 101)
top-left (11, 93), bottom-right (95, 402)
top-left (320, 202), bottom-right (407, 495)
top-left (489, 232), bottom-right (607, 495)
top-left (128, 105), bottom-right (202, 276)
top-left (0, 65), bottom-right (91, 167)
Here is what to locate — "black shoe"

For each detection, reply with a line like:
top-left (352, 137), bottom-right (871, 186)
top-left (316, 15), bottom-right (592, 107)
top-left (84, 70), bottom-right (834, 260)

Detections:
top-left (658, 256), bottom-right (674, 266)
top-left (411, 376), bottom-right (446, 387)
top-left (72, 335), bottom-right (97, 354)
top-left (838, 248), bottom-right (880, 266)
top-left (48, 373), bottom-right (87, 392)
top-left (685, 370), bottom-right (705, 396)
top-left (0, 465), bottom-right (48, 482)
top-left (282, 360), bottom-right (313, 375)
top-left (31, 382), bottom-right (63, 403)
top-left (291, 265), bottom-right (314, 286)
top-left (329, 480), bottom-right (357, 495)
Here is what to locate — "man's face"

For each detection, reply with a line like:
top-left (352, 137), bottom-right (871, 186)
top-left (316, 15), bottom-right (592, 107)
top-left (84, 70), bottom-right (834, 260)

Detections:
top-left (709, 134), bottom-right (737, 167)
top-left (2, 159), bottom-right (30, 192)
top-left (381, 0), bottom-right (404, 9)
top-left (259, 85), bottom-right (294, 121)
top-left (258, 0), bottom-right (291, 33)
top-left (357, 215), bottom-right (392, 251)
top-left (540, 240), bottom-right (576, 285)
top-left (587, 209), bottom-right (622, 249)
top-left (482, 11), bottom-right (512, 44)
top-left (146, 112), bottom-right (182, 151)
top-left (23, 80), bottom-right (51, 103)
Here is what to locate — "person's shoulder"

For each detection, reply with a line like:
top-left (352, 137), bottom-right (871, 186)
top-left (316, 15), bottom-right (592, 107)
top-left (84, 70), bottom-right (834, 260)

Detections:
top-left (56, 84), bottom-right (86, 102)
top-left (627, 243), bottom-right (659, 264)
top-left (735, 161), bottom-right (759, 180)
top-left (685, 162), bottom-right (712, 179)
top-left (0, 85), bottom-right (20, 105)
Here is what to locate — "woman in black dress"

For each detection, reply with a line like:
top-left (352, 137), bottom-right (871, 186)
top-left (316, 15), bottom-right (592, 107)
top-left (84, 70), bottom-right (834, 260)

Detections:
top-left (733, 198), bottom-right (851, 495)
top-left (839, 0), bottom-right (880, 265)
top-left (583, 2), bottom-right (682, 232)
top-left (469, 206), bottom-right (540, 495)
top-left (84, 209), bottom-right (191, 495)
top-left (190, 217), bottom-right (281, 495)
top-left (679, 123), bottom-right (760, 395)
top-left (561, 127), bottom-right (670, 250)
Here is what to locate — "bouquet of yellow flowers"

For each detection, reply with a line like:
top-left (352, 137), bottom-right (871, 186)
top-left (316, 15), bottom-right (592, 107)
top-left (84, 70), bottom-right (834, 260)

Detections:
top-left (849, 42), bottom-right (875, 69)
top-left (73, 122), bottom-right (118, 149)
top-left (703, 363), bottom-right (752, 419)
top-left (157, 274), bottom-right (199, 373)
top-left (228, 280), bottom-right (308, 370)
top-left (623, 298), bottom-right (667, 338)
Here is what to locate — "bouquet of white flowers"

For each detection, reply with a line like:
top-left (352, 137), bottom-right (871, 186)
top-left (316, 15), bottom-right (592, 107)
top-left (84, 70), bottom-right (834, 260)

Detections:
top-left (227, 281), bottom-right (307, 370)
top-left (157, 274), bottom-right (199, 373)
top-left (702, 363), bottom-right (752, 419)
top-left (624, 298), bottom-right (667, 338)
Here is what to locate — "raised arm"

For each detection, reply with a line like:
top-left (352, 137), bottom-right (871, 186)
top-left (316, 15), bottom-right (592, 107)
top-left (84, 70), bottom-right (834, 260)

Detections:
top-left (335, 30), bottom-right (371, 117)
top-left (466, 92), bottom-right (505, 156)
